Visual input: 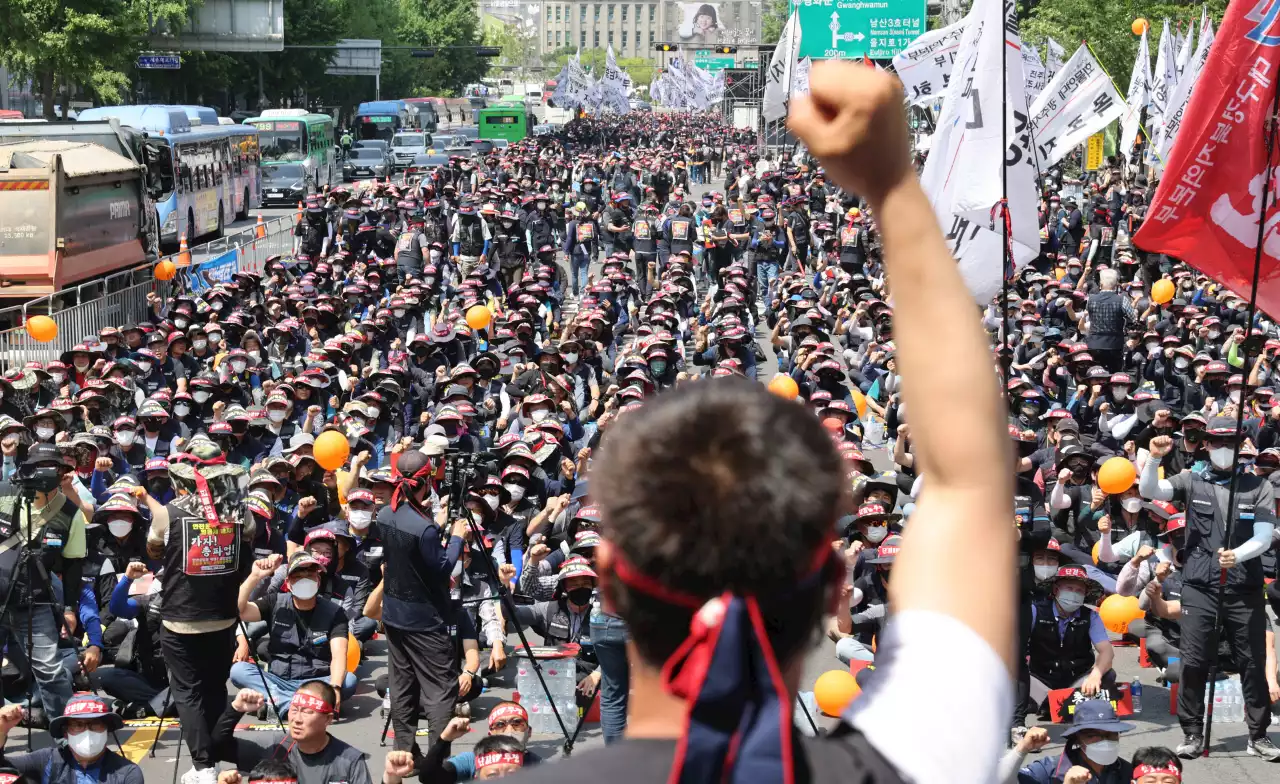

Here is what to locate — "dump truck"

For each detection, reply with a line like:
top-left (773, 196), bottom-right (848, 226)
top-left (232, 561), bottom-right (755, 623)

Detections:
top-left (0, 140), bottom-right (154, 296)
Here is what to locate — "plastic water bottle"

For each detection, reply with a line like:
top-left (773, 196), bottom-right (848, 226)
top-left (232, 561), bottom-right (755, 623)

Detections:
top-left (1130, 678), bottom-right (1142, 714)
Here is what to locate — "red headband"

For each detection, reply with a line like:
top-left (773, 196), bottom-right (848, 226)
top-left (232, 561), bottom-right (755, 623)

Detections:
top-left (290, 692), bottom-right (333, 715)
top-left (1132, 764), bottom-right (1181, 781)
top-left (475, 751), bottom-right (524, 770)
top-left (487, 703), bottom-right (529, 727)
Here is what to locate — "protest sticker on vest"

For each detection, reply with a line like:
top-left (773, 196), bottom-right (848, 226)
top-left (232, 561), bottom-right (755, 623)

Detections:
top-left (633, 220), bottom-right (651, 240)
top-left (577, 222), bottom-right (595, 241)
top-left (728, 208), bottom-right (744, 224)
top-left (182, 513), bottom-right (240, 576)
top-left (672, 220), bottom-right (689, 240)
top-left (841, 226), bottom-right (862, 247)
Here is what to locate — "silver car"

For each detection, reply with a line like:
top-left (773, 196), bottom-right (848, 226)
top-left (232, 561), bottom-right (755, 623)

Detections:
top-left (343, 147), bottom-right (389, 181)
top-left (390, 132), bottom-right (432, 171)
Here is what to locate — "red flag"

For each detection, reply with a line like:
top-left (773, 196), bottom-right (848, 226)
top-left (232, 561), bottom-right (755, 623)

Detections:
top-left (1134, 1), bottom-right (1280, 313)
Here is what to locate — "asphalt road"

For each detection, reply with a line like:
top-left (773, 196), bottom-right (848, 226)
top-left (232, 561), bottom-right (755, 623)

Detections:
top-left (11, 178), bottom-right (1280, 783)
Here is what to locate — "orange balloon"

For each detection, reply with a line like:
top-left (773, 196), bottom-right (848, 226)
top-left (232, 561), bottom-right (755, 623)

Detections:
top-left (1097, 457), bottom-right (1136, 495)
top-left (1132, 18), bottom-right (1149, 36)
top-left (814, 669), bottom-right (860, 716)
top-left (465, 305), bottom-right (492, 331)
top-left (767, 374), bottom-right (799, 399)
top-left (154, 259), bottom-right (177, 281)
top-left (346, 633), bottom-right (362, 672)
top-left (1151, 278), bottom-right (1175, 305)
top-left (25, 315), bottom-right (57, 343)
top-left (1092, 540), bottom-right (1102, 565)
top-left (313, 430), bottom-right (351, 471)
top-left (851, 387), bottom-right (868, 419)
top-left (1099, 594), bottom-right (1143, 635)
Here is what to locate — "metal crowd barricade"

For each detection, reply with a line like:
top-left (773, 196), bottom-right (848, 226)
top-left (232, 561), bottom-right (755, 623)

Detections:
top-left (0, 215), bottom-right (297, 370)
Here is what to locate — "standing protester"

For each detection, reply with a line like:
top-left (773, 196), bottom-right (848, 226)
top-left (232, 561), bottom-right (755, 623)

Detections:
top-left (376, 449), bottom-right (470, 757)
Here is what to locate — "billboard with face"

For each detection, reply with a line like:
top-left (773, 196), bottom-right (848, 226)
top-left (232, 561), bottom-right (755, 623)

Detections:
top-left (672, 3), bottom-right (755, 46)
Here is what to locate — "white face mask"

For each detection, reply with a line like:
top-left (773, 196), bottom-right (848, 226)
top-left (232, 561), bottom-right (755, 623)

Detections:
top-left (174, 318), bottom-right (189, 329)
top-left (1228, 389), bottom-right (1241, 404)
top-left (50, 372), bottom-right (67, 385)
top-left (393, 309), bottom-right (406, 318)
top-left (193, 339), bottom-right (208, 351)
top-left (1081, 739), bottom-right (1120, 766)
top-left (865, 524), bottom-right (888, 543)
top-left (1033, 564), bottom-right (1058, 582)
top-left (36, 426), bottom-right (56, 441)
top-left (366, 407), bottom-right (381, 420)
top-left (1121, 497), bottom-right (1143, 513)
top-left (248, 351), bottom-right (261, 363)
top-left (429, 249), bottom-right (443, 262)
top-left (530, 409), bottom-right (550, 423)
top-left (193, 391), bottom-right (211, 404)
top-left (290, 578), bottom-right (319, 600)
top-left (67, 729), bottom-right (107, 759)
top-left (136, 361), bottom-right (152, 374)
top-left (482, 494), bottom-right (500, 511)
top-left (108, 519), bottom-right (133, 538)
top-left (348, 509), bottom-right (373, 530)
top-left (115, 431), bottom-right (136, 447)
top-left (1056, 588), bottom-right (1085, 613)
top-left (1208, 330), bottom-right (1221, 340)
top-left (174, 403), bottom-right (191, 417)
top-left (1111, 386), bottom-right (1129, 401)
top-left (1209, 446), bottom-right (1236, 470)
top-left (1145, 342), bottom-right (1160, 354)
top-left (1174, 358), bottom-right (1191, 370)
top-left (563, 352), bottom-right (579, 364)
top-left (504, 483), bottom-right (526, 502)
top-left (231, 361), bottom-right (247, 374)
top-left (268, 410), bottom-right (288, 424)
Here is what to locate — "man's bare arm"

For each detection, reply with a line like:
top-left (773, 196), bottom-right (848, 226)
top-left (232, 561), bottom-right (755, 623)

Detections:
top-left (789, 62), bottom-right (1014, 672)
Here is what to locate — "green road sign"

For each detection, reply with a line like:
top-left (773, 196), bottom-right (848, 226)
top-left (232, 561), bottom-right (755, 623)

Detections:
top-left (693, 50), bottom-right (735, 71)
top-left (790, 0), bottom-right (926, 61)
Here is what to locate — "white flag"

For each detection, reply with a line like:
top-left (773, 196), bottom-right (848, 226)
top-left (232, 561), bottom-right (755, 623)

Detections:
top-left (792, 57), bottom-right (812, 98)
top-left (1029, 44), bottom-right (1127, 168)
top-left (920, 0), bottom-right (1040, 303)
top-left (1150, 20), bottom-right (1176, 114)
top-left (1174, 18), bottom-right (1195, 78)
top-left (602, 46), bottom-right (630, 113)
top-left (1159, 18), bottom-right (1215, 159)
top-left (1118, 26), bottom-right (1151, 159)
top-left (1046, 38), bottom-right (1066, 79)
top-left (892, 19), bottom-right (966, 105)
top-left (763, 13), bottom-right (800, 121)
top-left (1023, 44), bottom-right (1047, 102)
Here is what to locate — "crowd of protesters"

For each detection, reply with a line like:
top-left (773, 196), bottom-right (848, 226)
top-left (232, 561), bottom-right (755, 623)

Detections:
top-left (0, 62), bottom-right (1273, 784)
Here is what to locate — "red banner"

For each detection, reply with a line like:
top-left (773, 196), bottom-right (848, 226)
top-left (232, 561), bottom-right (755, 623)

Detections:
top-left (1135, 2), bottom-right (1280, 314)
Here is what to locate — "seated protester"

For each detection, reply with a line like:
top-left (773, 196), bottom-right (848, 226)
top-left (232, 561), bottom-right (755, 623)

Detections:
top-left (141, 457), bottom-right (175, 505)
top-left (97, 562), bottom-right (169, 718)
top-left (214, 687), bottom-right (371, 784)
top-left (1006, 699), bottom-right (1134, 784)
top-left (510, 557), bottom-right (599, 703)
top-left (462, 735), bottom-right (526, 780)
top-left (233, 551), bottom-right (356, 716)
top-left (216, 757), bottom-right (301, 784)
top-left (453, 540), bottom-right (506, 674)
top-left (834, 539), bottom-right (897, 665)
top-left (1027, 566), bottom-right (1116, 711)
top-left (311, 522), bottom-right (379, 643)
top-left (0, 695), bottom-right (143, 784)
top-left (342, 489), bottom-right (385, 575)
top-left (421, 703), bottom-right (544, 783)
top-left (1128, 747), bottom-right (1184, 784)
top-left (1098, 499), bottom-right (1175, 572)
top-left (87, 493), bottom-right (152, 618)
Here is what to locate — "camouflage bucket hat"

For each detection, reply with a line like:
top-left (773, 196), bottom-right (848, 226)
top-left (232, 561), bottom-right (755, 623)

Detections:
top-left (168, 435), bottom-right (248, 516)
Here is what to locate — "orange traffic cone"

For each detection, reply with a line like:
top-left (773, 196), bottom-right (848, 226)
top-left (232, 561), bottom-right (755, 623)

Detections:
top-left (254, 214), bottom-right (266, 239)
top-left (295, 201), bottom-right (303, 224)
top-left (177, 234), bottom-right (190, 267)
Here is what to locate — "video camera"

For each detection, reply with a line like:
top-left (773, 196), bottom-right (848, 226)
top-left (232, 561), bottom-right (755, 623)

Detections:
top-left (14, 464), bottom-right (61, 496)
top-left (440, 449), bottom-right (499, 501)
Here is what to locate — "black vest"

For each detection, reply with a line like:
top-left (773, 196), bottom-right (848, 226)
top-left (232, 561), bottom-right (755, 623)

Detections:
top-left (458, 219), bottom-right (485, 256)
top-left (267, 591), bottom-right (341, 681)
top-left (1028, 598), bottom-right (1096, 687)
top-left (1182, 471), bottom-right (1271, 591)
top-left (0, 493), bottom-right (78, 603)
top-left (376, 501), bottom-right (454, 631)
top-left (160, 496), bottom-right (244, 624)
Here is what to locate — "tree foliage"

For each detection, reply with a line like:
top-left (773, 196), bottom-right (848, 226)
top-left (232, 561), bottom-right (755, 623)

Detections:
top-left (761, 0), bottom-right (788, 44)
top-left (1023, 0), bottom-right (1227, 87)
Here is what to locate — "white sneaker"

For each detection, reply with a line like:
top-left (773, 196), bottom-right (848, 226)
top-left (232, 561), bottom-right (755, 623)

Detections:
top-left (180, 766), bottom-right (219, 784)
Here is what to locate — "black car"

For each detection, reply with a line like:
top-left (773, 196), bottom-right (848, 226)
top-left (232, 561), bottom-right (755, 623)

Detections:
top-left (260, 163), bottom-right (309, 206)
top-left (343, 147), bottom-right (389, 181)
top-left (404, 153), bottom-right (450, 181)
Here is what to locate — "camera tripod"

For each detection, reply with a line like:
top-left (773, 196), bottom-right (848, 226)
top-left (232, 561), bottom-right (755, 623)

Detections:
top-left (377, 450), bottom-right (579, 756)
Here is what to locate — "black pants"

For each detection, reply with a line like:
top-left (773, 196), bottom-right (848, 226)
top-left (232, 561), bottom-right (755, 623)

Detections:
top-left (386, 624), bottom-right (458, 755)
top-left (161, 625), bottom-right (235, 768)
top-left (1177, 584), bottom-right (1272, 739)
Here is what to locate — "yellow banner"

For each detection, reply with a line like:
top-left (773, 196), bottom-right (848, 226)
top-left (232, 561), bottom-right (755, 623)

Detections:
top-left (1085, 132), bottom-right (1105, 171)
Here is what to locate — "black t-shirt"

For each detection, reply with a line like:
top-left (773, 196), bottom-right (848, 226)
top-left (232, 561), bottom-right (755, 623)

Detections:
top-left (233, 733), bottom-right (372, 784)
top-left (506, 730), bottom-right (903, 783)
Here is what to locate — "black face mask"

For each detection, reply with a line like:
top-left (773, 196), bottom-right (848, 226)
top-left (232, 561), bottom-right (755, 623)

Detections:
top-left (146, 477), bottom-right (171, 496)
top-left (565, 587), bottom-right (593, 606)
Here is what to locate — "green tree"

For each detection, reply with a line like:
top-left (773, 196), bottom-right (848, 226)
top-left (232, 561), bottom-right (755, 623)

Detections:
top-left (761, 0), bottom-right (788, 44)
top-left (1023, 1), bottom-right (1226, 87)
top-left (0, 0), bottom-right (188, 118)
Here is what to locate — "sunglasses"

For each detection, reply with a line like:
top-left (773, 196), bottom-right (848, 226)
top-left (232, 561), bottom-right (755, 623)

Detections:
top-left (490, 717), bottom-right (528, 731)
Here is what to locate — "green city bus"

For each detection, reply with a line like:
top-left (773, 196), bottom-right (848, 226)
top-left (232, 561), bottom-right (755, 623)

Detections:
top-left (477, 103), bottom-right (528, 144)
top-left (244, 110), bottom-right (336, 187)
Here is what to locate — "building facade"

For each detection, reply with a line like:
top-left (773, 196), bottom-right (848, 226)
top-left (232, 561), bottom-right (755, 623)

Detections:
top-left (535, 1), bottom-right (762, 61)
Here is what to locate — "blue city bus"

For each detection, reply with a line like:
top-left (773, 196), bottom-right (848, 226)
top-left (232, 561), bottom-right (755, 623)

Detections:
top-left (353, 100), bottom-right (407, 142)
top-left (77, 105), bottom-right (260, 247)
